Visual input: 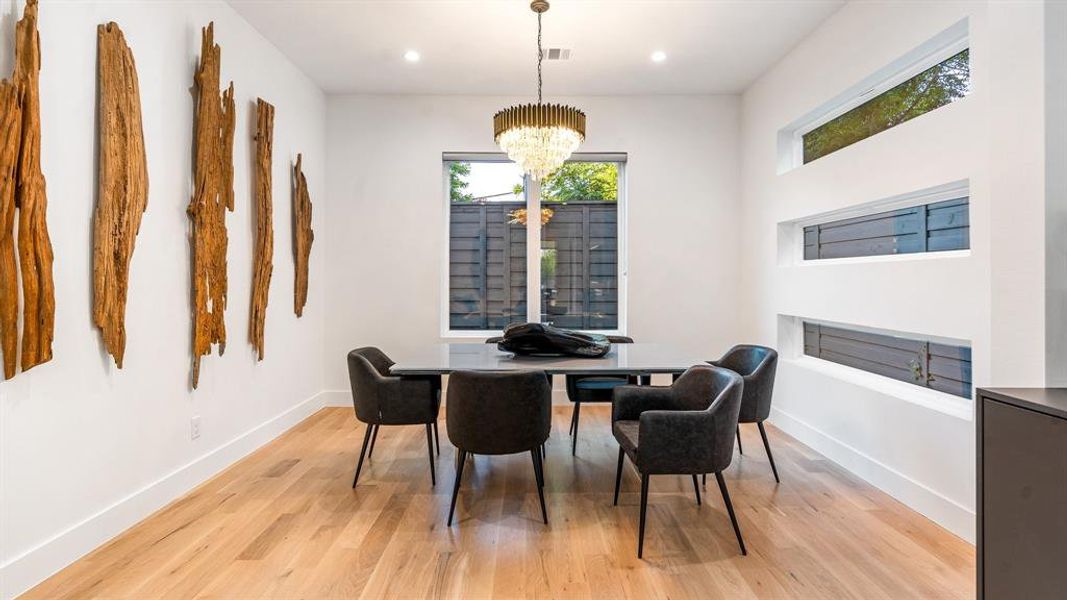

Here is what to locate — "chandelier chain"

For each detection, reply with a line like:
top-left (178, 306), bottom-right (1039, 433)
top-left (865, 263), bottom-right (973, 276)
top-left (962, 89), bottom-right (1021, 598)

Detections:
top-left (537, 12), bottom-right (543, 103)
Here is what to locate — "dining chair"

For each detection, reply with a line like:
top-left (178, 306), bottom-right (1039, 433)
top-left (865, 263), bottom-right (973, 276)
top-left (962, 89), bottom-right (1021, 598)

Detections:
top-left (346, 347), bottom-right (441, 488)
top-left (446, 370), bottom-right (552, 526)
top-left (566, 335), bottom-right (648, 456)
top-left (710, 345), bottom-right (779, 482)
top-left (612, 364), bottom-right (746, 558)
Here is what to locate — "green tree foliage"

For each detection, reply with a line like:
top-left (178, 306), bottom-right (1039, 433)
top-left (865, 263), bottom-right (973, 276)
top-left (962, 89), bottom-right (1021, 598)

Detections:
top-left (803, 49), bottom-right (970, 163)
top-left (449, 162), bottom-right (473, 203)
top-left (541, 162), bottom-right (618, 203)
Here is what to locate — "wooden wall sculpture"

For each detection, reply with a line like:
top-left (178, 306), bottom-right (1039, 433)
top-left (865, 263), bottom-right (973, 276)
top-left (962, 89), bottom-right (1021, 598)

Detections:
top-left (249, 99), bottom-right (274, 360)
top-left (0, 0), bottom-right (55, 380)
top-left (0, 83), bottom-right (19, 379)
top-left (292, 154), bottom-right (313, 317)
top-left (188, 22), bottom-right (235, 388)
top-left (93, 22), bottom-right (148, 369)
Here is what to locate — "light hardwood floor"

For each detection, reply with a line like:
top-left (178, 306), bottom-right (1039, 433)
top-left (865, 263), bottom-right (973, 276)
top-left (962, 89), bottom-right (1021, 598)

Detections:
top-left (24, 406), bottom-right (975, 599)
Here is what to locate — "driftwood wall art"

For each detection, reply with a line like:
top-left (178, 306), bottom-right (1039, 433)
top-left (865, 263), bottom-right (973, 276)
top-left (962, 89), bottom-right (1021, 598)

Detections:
top-left (93, 22), bottom-right (148, 369)
top-left (292, 154), bottom-right (313, 317)
top-left (188, 22), bottom-right (235, 388)
top-left (249, 99), bottom-right (274, 360)
top-left (0, 82), bottom-right (19, 379)
top-left (0, 0), bottom-right (54, 380)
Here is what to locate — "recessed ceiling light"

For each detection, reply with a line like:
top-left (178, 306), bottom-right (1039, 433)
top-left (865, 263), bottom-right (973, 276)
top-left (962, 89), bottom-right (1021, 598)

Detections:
top-left (651, 51), bottom-right (667, 63)
top-left (404, 50), bottom-right (420, 63)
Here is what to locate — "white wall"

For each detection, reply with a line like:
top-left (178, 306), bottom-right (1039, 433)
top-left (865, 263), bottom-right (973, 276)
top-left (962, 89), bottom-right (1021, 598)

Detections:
top-left (1047, 0), bottom-right (1067, 387)
top-left (0, 2), bottom-right (326, 597)
top-left (740, 0), bottom-right (1049, 541)
top-left (323, 95), bottom-right (742, 396)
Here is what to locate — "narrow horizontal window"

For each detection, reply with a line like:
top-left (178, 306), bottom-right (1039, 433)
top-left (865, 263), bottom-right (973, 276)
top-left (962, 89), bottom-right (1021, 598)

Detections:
top-left (802, 48), bottom-right (970, 163)
top-left (803, 196), bottom-right (969, 260)
top-left (803, 322), bottom-right (972, 398)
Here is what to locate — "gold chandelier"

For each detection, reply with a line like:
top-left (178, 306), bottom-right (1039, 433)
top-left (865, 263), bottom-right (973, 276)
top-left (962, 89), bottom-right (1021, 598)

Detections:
top-left (494, 0), bottom-right (585, 180)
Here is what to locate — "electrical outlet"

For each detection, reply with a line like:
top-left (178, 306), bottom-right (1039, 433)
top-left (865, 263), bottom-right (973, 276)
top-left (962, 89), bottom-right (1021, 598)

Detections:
top-left (191, 415), bottom-right (201, 440)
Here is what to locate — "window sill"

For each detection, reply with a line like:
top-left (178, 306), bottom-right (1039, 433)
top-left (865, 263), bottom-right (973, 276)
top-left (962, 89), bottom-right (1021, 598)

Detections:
top-left (789, 355), bottom-right (973, 421)
top-left (793, 249), bottom-right (970, 268)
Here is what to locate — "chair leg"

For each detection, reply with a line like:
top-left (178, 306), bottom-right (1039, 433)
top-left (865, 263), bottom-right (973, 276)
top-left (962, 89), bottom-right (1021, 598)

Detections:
top-left (571, 402), bottom-right (581, 455)
top-left (425, 424), bottom-right (436, 486)
top-left (691, 474), bottom-right (702, 506)
top-left (352, 424), bottom-right (373, 488)
top-left (613, 446), bottom-right (625, 506)
top-left (758, 422), bottom-right (780, 483)
top-left (714, 472), bottom-right (747, 556)
top-left (531, 449), bottom-right (548, 524)
top-left (702, 473), bottom-right (706, 486)
top-left (638, 473), bottom-right (650, 558)
top-left (447, 450), bottom-right (467, 526)
top-left (736, 425), bottom-right (743, 455)
top-left (433, 421), bottom-right (441, 456)
top-left (368, 424), bottom-right (380, 458)
top-left (569, 403), bottom-right (578, 435)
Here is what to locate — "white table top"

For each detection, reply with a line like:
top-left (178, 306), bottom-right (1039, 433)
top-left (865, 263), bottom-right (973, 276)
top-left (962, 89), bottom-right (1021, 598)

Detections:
top-left (389, 343), bottom-right (710, 376)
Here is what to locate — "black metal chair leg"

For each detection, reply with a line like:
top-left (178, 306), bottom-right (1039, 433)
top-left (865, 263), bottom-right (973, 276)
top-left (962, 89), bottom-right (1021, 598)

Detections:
top-left (569, 403), bottom-right (578, 435)
top-left (447, 450), bottom-right (467, 526)
top-left (433, 421), bottom-right (441, 456)
top-left (613, 446), bottom-right (625, 506)
top-left (691, 474), bottom-right (702, 506)
top-left (571, 402), bottom-right (581, 455)
top-left (531, 449), bottom-right (548, 524)
top-left (702, 473), bottom-right (706, 486)
top-left (758, 422), bottom-right (780, 483)
top-left (425, 424), bottom-right (436, 486)
top-left (736, 425), bottom-right (743, 455)
top-left (352, 425), bottom-right (373, 488)
top-left (714, 472), bottom-right (746, 556)
top-left (368, 424), bottom-right (380, 458)
top-left (638, 473), bottom-right (650, 558)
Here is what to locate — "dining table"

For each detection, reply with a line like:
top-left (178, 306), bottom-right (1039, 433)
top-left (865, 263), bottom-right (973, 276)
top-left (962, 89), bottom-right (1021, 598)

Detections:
top-left (388, 342), bottom-right (710, 377)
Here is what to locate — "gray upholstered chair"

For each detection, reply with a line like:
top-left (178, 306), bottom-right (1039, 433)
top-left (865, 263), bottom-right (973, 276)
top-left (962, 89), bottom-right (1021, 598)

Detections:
top-left (446, 370), bottom-right (552, 526)
top-left (711, 345), bottom-right (779, 482)
top-left (612, 364), bottom-right (746, 558)
top-left (346, 347), bottom-right (441, 488)
top-left (565, 335), bottom-right (650, 455)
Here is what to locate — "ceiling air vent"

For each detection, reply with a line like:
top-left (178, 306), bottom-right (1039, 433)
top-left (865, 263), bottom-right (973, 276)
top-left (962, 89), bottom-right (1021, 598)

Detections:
top-left (544, 48), bottom-right (571, 60)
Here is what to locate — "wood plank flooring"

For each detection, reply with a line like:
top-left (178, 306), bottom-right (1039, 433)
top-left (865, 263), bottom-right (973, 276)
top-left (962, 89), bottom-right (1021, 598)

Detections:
top-left (23, 406), bottom-right (975, 599)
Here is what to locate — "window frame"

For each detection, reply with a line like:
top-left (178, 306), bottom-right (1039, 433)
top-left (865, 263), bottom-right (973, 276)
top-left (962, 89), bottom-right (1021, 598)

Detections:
top-left (440, 152), bottom-right (628, 338)
top-left (781, 179), bottom-right (970, 267)
top-left (801, 320), bottom-right (974, 400)
top-left (777, 19), bottom-right (970, 172)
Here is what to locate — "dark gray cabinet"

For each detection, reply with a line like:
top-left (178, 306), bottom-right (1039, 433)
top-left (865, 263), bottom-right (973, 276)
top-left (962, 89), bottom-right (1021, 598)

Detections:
top-left (977, 388), bottom-right (1067, 600)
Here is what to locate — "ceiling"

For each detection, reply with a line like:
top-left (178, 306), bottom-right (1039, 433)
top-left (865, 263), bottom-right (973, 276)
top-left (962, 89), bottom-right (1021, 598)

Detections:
top-left (227, 0), bottom-right (845, 96)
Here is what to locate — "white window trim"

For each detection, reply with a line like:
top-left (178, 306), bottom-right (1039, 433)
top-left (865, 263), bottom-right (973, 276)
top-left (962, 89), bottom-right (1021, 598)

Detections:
top-left (440, 153), bottom-right (628, 338)
top-left (777, 18), bottom-right (970, 172)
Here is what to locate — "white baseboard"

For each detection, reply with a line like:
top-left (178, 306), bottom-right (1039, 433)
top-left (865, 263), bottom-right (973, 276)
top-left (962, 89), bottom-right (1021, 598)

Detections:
top-left (0, 391), bottom-right (330, 600)
top-left (769, 406), bottom-right (975, 543)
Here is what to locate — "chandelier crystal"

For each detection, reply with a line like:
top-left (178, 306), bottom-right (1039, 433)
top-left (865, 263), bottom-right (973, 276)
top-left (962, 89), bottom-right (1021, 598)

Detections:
top-left (494, 1), bottom-right (585, 180)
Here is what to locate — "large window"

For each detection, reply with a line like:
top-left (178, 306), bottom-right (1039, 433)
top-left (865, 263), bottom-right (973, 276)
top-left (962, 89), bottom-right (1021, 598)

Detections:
top-left (445, 154), bottom-right (625, 334)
